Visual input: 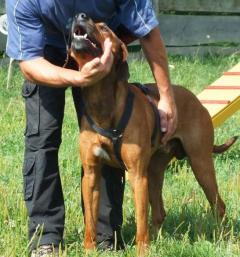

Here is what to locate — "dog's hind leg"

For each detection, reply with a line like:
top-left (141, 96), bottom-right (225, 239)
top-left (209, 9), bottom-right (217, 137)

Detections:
top-left (183, 137), bottom-right (226, 219)
top-left (148, 151), bottom-right (172, 236)
top-left (188, 153), bottom-right (225, 218)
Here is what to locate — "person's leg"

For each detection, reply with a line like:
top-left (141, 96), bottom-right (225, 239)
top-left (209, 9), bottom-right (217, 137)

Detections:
top-left (96, 165), bottom-right (125, 250)
top-left (22, 46), bottom-right (67, 250)
top-left (72, 89), bottom-right (125, 250)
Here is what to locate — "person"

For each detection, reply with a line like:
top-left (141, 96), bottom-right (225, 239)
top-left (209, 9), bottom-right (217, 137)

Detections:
top-left (6, 0), bottom-right (177, 256)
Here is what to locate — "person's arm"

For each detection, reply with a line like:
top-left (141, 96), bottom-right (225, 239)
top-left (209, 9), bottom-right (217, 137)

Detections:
top-left (19, 39), bottom-right (113, 88)
top-left (140, 27), bottom-right (178, 144)
top-left (6, 0), bottom-right (113, 88)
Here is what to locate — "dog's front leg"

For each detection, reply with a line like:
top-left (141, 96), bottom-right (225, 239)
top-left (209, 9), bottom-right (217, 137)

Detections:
top-left (128, 163), bottom-right (149, 256)
top-left (81, 162), bottom-right (101, 250)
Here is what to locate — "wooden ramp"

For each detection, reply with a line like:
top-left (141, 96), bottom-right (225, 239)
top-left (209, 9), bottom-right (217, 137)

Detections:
top-left (197, 63), bottom-right (240, 127)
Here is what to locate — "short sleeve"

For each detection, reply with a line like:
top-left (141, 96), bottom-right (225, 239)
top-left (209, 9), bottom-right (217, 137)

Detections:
top-left (116, 0), bottom-right (159, 37)
top-left (6, 0), bottom-right (45, 61)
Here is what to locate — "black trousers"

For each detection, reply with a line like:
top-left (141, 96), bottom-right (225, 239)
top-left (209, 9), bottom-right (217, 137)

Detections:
top-left (22, 46), bottom-right (125, 249)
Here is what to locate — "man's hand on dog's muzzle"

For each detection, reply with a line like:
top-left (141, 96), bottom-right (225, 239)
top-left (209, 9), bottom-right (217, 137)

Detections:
top-left (19, 38), bottom-right (112, 89)
top-left (79, 38), bottom-right (114, 87)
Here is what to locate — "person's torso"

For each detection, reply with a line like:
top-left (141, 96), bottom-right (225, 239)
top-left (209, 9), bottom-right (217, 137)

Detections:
top-left (37, 0), bottom-right (119, 48)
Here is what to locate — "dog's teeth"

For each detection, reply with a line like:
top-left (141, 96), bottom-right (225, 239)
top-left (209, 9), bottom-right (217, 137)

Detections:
top-left (74, 33), bottom-right (80, 39)
top-left (74, 33), bottom-right (85, 40)
top-left (83, 33), bottom-right (88, 38)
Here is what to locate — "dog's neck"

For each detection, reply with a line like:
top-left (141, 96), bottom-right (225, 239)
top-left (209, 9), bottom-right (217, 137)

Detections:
top-left (81, 66), bottom-right (129, 130)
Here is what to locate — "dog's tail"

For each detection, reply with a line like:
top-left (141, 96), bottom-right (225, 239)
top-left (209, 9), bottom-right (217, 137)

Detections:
top-left (213, 136), bottom-right (238, 154)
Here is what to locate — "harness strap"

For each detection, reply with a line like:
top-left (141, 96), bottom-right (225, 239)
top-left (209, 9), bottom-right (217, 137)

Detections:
top-left (148, 96), bottom-right (161, 146)
top-left (131, 83), bottom-right (160, 146)
top-left (83, 89), bottom-right (135, 168)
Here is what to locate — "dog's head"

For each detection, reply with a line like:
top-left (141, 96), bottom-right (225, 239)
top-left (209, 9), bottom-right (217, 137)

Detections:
top-left (69, 13), bottom-right (129, 79)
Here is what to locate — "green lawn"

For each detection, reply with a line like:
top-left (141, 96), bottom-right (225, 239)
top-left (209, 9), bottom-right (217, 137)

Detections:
top-left (0, 54), bottom-right (239, 257)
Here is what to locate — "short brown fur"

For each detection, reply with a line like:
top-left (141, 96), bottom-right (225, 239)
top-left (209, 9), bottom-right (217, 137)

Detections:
top-left (69, 16), bottom-right (236, 256)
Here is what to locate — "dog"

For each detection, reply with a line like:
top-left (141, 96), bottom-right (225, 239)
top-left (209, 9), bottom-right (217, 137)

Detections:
top-left (68, 13), bottom-right (237, 256)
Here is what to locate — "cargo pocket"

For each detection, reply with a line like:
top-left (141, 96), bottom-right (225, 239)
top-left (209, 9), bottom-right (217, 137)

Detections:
top-left (23, 154), bottom-right (36, 201)
top-left (22, 81), bottom-right (39, 136)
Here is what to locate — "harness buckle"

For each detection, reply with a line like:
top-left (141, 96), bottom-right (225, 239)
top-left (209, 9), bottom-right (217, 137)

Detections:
top-left (112, 129), bottom-right (123, 141)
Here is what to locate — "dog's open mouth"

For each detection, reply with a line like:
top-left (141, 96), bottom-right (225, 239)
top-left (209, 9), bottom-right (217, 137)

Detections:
top-left (71, 23), bottom-right (102, 58)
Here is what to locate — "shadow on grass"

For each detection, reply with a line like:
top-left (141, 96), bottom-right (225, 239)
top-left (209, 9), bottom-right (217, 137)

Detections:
top-left (121, 208), bottom-right (240, 246)
top-left (63, 227), bottom-right (84, 247)
top-left (122, 215), bottom-right (136, 246)
top-left (162, 209), bottom-right (239, 242)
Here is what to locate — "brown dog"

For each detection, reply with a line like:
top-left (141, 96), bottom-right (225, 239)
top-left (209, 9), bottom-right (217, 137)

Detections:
top-left (68, 13), bottom-right (237, 255)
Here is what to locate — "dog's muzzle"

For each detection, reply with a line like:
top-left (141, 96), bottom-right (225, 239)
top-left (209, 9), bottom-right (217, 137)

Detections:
top-left (71, 13), bottom-right (102, 57)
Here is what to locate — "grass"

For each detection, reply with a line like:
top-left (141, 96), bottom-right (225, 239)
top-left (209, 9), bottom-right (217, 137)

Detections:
top-left (0, 54), bottom-right (240, 257)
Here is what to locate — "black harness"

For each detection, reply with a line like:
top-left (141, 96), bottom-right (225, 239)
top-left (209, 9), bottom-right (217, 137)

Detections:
top-left (135, 83), bottom-right (161, 148)
top-left (83, 83), bottom-right (160, 169)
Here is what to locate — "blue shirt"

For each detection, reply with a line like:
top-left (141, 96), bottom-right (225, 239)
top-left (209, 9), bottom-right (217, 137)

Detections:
top-left (6, 0), bottom-right (159, 61)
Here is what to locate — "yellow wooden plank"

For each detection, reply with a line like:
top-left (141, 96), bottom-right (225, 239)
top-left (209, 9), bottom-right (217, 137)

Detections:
top-left (201, 103), bottom-right (228, 117)
top-left (212, 96), bottom-right (240, 127)
top-left (196, 62), bottom-right (240, 127)
top-left (197, 89), bottom-right (240, 101)
top-left (211, 76), bottom-right (240, 86)
top-left (228, 63), bottom-right (240, 72)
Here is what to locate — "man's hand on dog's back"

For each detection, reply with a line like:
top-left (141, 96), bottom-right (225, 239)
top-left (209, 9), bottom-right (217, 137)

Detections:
top-left (140, 27), bottom-right (178, 144)
top-left (157, 91), bottom-right (178, 144)
top-left (19, 38), bottom-right (113, 88)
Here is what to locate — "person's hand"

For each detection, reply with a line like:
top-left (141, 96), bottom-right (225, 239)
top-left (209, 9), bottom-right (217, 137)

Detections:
top-left (80, 38), bottom-right (113, 86)
top-left (158, 92), bottom-right (178, 144)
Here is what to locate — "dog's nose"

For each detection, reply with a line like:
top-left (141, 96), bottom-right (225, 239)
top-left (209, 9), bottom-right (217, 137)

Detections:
top-left (77, 13), bottom-right (88, 21)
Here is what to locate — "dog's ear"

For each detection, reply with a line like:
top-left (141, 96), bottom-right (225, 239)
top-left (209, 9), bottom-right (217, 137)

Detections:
top-left (116, 61), bottom-right (130, 81)
top-left (120, 41), bottom-right (128, 62)
top-left (114, 40), bottom-right (129, 81)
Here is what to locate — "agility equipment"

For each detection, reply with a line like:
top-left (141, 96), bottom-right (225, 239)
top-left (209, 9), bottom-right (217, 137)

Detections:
top-left (197, 63), bottom-right (240, 127)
